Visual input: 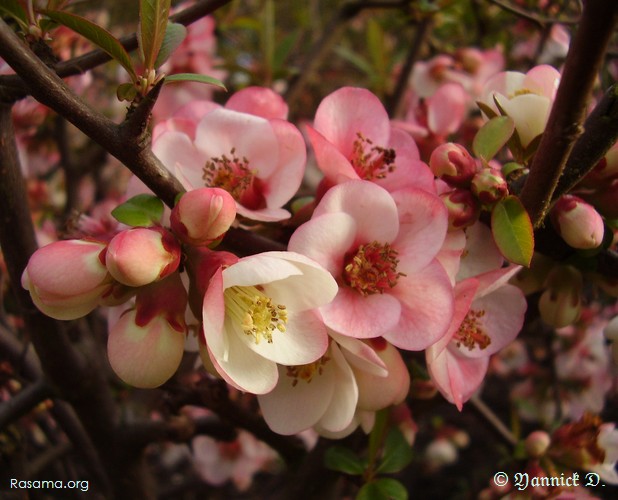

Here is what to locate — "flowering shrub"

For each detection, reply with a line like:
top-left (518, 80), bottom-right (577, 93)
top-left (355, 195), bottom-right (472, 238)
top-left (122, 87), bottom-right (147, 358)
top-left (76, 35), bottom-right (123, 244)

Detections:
top-left (1, 1), bottom-right (617, 499)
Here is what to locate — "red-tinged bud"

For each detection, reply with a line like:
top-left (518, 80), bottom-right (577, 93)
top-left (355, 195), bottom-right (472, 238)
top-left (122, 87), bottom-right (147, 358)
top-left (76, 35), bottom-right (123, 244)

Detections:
top-left (550, 195), bottom-right (605, 250)
top-left (171, 188), bottom-right (236, 246)
top-left (105, 227), bottom-right (181, 287)
top-left (525, 430), bottom-right (551, 458)
top-left (22, 239), bottom-right (111, 320)
top-left (471, 168), bottom-right (508, 205)
top-left (584, 178), bottom-right (618, 219)
top-left (538, 265), bottom-right (582, 328)
top-left (548, 414), bottom-right (607, 471)
top-left (440, 189), bottom-right (480, 230)
top-left (429, 143), bottom-right (478, 187)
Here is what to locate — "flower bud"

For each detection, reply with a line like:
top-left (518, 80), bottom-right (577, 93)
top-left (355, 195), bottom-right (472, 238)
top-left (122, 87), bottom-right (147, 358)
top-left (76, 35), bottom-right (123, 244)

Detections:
top-left (538, 265), bottom-right (582, 328)
top-left (440, 189), bottom-right (480, 230)
top-left (429, 143), bottom-right (477, 187)
top-left (550, 195), bottom-right (605, 250)
top-left (171, 188), bottom-right (237, 246)
top-left (105, 227), bottom-right (181, 287)
top-left (471, 168), bottom-right (508, 205)
top-left (22, 239), bottom-right (111, 320)
top-left (525, 430), bottom-right (551, 458)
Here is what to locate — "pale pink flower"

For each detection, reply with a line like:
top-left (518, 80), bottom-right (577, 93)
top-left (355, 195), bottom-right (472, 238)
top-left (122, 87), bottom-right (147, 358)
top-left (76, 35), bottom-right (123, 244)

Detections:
top-left (426, 266), bottom-right (526, 409)
top-left (289, 180), bottom-right (454, 350)
top-left (153, 88), bottom-right (304, 222)
top-left (306, 87), bottom-right (435, 194)
top-left (22, 239), bottom-right (113, 320)
top-left (480, 64), bottom-right (561, 147)
top-left (201, 251), bottom-right (338, 394)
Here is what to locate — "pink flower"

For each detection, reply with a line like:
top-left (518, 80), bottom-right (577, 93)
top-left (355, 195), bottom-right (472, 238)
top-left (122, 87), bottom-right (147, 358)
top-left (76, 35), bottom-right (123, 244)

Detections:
top-left (306, 87), bottom-right (435, 194)
top-left (22, 239), bottom-right (112, 320)
top-left (153, 88), bottom-right (304, 222)
top-left (480, 65), bottom-right (561, 147)
top-left (426, 266), bottom-right (526, 409)
top-left (289, 180), bottom-right (454, 350)
top-left (201, 251), bottom-right (338, 394)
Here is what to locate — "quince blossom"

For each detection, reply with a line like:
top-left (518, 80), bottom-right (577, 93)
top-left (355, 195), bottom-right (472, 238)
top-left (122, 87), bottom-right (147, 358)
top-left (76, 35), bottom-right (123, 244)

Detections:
top-left (201, 251), bottom-right (338, 394)
top-left (153, 87), bottom-right (304, 222)
top-left (289, 180), bottom-right (454, 350)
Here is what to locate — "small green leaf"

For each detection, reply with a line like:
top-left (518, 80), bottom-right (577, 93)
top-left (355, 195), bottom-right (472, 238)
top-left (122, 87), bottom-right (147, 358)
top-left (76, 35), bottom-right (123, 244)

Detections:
top-left (154, 22), bottom-right (187, 69)
top-left (472, 116), bottom-right (515, 162)
top-left (335, 46), bottom-right (373, 76)
top-left (522, 133), bottom-right (543, 162)
top-left (476, 101), bottom-right (497, 120)
top-left (491, 195), bottom-right (534, 266)
top-left (139, 0), bottom-right (171, 71)
top-left (324, 446), bottom-right (366, 475)
top-left (357, 479), bottom-right (408, 500)
top-left (0, 0), bottom-right (28, 29)
top-left (501, 162), bottom-right (525, 178)
top-left (44, 10), bottom-right (137, 82)
top-left (111, 194), bottom-right (164, 227)
top-left (273, 30), bottom-right (299, 73)
top-left (116, 82), bottom-right (137, 102)
top-left (377, 428), bottom-right (413, 474)
top-left (368, 408), bottom-right (389, 461)
top-left (164, 73), bottom-right (226, 90)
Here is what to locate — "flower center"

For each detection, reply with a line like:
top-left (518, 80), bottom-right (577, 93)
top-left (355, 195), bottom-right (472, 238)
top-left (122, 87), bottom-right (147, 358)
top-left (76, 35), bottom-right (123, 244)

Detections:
top-left (203, 148), bottom-right (255, 201)
top-left (224, 285), bottom-right (287, 344)
top-left (350, 132), bottom-right (396, 181)
top-left (286, 356), bottom-right (330, 387)
top-left (454, 309), bottom-right (490, 350)
top-left (343, 241), bottom-right (405, 296)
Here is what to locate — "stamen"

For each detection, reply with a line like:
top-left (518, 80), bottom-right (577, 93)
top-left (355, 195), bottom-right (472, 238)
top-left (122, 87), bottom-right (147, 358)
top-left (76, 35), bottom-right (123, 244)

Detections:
top-left (224, 286), bottom-right (288, 344)
top-left (286, 356), bottom-right (330, 387)
top-left (455, 309), bottom-right (490, 350)
top-left (343, 241), bottom-right (405, 296)
top-left (203, 148), bottom-right (255, 200)
top-left (350, 132), bottom-right (396, 181)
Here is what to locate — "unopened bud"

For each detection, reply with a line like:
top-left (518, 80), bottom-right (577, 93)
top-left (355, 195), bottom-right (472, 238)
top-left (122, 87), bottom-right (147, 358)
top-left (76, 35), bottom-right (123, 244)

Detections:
top-left (550, 195), bottom-right (605, 250)
top-left (171, 188), bottom-right (237, 246)
top-left (525, 430), bottom-right (551, 458)
top-left (471, 168), bottom-right (508, 205)
top-left (105, 227), bottom-right (181, 287)
top-left (440, 189), bottom-right (480, 230)
top-left (538, 265), bottom-right (582, 328)
top-left (429, 143), bottom-right (478, 187)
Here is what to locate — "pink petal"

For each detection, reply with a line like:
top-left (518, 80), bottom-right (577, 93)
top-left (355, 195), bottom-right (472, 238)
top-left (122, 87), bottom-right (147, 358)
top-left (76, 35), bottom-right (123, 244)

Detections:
top-left (385, 260), bottom-right (454, 351)
top-left (332, 332), bottom-right (388, 377)
top-left (524, 65), bottom-right (561, 100)
top-left (456, 222), bottom-right (504, 280)
top-left (225, 87), bottom-right (288, 120)
top-left (195, 108), bottom-right (279, 178)
top-left (321, 286), bottom-right (401, 339)
top-left (306, 126), bottom-right (358, 183)
top-left (314, 180), bottom-right (399, 244)
top-left (201, 267), bottom-right (227, 361)
top-left (152, 130), bottom-right (206, 189)
top-left (223, 254), bottom-right (303, 288)
top-left (427, 83), bottom-right (467, 136)
top-left (436, 230), bottom-right (466, 285)
top-left (313, 87), bottom-right (390, 158)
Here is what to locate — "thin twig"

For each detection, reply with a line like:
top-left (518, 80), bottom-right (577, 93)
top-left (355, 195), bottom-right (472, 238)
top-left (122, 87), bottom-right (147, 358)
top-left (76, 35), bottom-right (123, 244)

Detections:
top-left (469, 395), bottom-right (518, 447)
top-left (0, 378), bottom-right (54, 430)
top-left (486, 0), bottom-right (580, 28)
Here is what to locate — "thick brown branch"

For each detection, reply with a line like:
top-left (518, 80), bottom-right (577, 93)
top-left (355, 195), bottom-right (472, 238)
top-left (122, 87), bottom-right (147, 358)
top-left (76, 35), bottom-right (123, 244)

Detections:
top-left (519, 0), bottom-right (618, 227)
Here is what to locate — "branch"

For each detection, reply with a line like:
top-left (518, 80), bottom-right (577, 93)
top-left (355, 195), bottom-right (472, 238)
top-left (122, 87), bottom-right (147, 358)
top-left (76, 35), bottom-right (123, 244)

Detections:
top-left (519, 0), bottom-right (618, 227)
top-left (469, 395), bottom-right (517, 447)
top-left (486, 0), bottom-right (581, 28)
top-left (0, 379), bottom-right (53, 430)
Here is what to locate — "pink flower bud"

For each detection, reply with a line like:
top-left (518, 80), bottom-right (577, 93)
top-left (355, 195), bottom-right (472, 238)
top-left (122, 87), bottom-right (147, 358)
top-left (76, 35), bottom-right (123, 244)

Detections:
top-left (551, 195), bottom-right (605, 249)
top-left (440, 189), bottom-right (480, 230)
top-left (171, 188), bottom-right (237, 246)
top-left (22, 239), bottom-right (111, 320)
top-left (105, 228), bottom-right (181, 287)
top-left (471, 168), bottom-right (508, 205)
top-left (525, 430), bottom-right (551, 458)
top-left (429, 143), bottom-right (477, 187)
top-left (538, 265), bottom-right (582, 328)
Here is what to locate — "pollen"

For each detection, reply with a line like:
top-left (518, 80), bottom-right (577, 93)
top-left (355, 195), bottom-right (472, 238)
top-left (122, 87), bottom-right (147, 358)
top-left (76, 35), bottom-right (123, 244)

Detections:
top-left (343, 241), bottom-right (405, 296)
top-left (224, 285), bottom-right (288, 344)
top-left (203, 148), bottom-right (255, 200)
top-left (350, 132), bottom-right (396, 181)
top-left (455, 309), bottom-right (491, 350)
top-left (286, 356), bottom-right (330, 387)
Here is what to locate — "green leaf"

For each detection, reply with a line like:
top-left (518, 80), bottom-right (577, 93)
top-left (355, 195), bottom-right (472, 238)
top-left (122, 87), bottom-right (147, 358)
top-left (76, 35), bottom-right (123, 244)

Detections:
top-left (111, 194), bottom-right (164, 227)
top-left (273, 30), bottom-right (299, 74)
top-left (164, 73), bottom-right (227, 90)
top-left (116, 82), bottom-right (138, 102)
top-left (377, 428), bottom-right (413, 474)
top-left (0, 0), bottom-right (28, 29)
top-left (335, 46), bottom-right (373, 76)
top-left (43, 10), bottom-right (137, 82)
top-left (357, 479), bottom-right (408, 500)
top-left (522, 133), bottom-right (543, 162)
top-left (324, 446), bottom-right (366, 475)
top-left (153, 22), bottom-right (187, 69)
top-left (491, 195), bottom-right (534, 266)
top-left (472, 116), bottom-right (515, 162)
top-left (501, 162), bottom-right (525, 178)
top-left (476, 101), bottom-right (497, 120)
top-left (139, 0), bottom-right (171, 71)
top-left (368, 408), bottom-right (389, 462)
